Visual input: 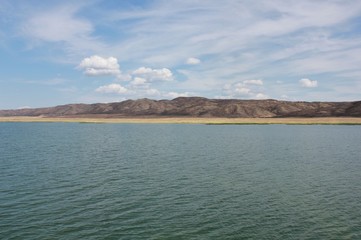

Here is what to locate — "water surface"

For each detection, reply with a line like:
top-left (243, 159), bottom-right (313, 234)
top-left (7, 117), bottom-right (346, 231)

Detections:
top-left (1, 123), bottom-right (360, 239)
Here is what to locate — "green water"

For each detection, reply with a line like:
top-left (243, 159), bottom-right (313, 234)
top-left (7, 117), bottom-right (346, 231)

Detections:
top-left (1, 123), bottom-right (361, 239)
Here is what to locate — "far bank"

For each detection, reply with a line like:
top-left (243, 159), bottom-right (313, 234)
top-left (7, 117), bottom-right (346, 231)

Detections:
top-left (1, 116), bottom-right (361, 125)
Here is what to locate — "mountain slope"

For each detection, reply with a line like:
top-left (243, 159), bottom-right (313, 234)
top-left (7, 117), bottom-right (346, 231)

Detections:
top-left (1, 97), bottom-right (361, 118)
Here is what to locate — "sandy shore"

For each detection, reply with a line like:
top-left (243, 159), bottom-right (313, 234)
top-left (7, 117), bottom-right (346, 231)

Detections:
top-left (0, 116), bottom-right (361, 124)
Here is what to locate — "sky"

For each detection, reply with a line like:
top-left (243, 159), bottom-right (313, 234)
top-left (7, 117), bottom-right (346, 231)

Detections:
top-left (1, 0), bottom-right (361, 109)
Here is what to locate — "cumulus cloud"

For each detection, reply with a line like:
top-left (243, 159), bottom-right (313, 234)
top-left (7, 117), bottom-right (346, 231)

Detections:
top-left (116, 74), bottom-right (132, 81)
top-left (223, 80), bottom-right (268, 99)
top-left (235, 86), bottom-right (251, 95)
top-left (130, 77), bottom-right (147, 86)
top-left (280, 94), bottom-right (289, 100)
top-left (88, 62), bottom-right (177, 97)
top-left (133, 67), bottom-right (173, 81)
top-left (78, 55), bottom-right (121, 76)
top-left (165, 91), bottom-right (191, 98)
top-left (255, 93), bottom-right (268, 99)
top-left (300, 78), bottom-right (318, 88)
top-left (95, 83), bottom-right (128, 94)
top-left (17, 106), bottom-right (31, 109)
top-left (186, 57), bottom-right (201, 65)
top-left (234, 82), bottom-right (252, 95)
top-left (145, 88), bottom-right (161, 96)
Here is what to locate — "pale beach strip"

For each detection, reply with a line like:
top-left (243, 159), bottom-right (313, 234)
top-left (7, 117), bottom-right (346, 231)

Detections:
top-left (1, 116), bottom-right (361, 125)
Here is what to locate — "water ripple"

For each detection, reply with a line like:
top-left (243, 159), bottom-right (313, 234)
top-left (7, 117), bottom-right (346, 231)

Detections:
top-left (1, 123), bottom-right (361, 239)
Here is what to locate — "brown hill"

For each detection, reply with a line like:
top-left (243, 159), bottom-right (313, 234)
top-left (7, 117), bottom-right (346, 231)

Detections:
top-left (1, 97), bottom-right (361, 118)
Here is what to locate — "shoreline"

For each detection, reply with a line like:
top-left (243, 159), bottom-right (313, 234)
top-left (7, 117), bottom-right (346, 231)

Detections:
top-left (1, 116), bottom-right (361, 125)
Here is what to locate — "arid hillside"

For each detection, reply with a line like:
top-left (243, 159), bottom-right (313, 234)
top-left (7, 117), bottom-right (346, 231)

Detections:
top-left (1, 97), bottom-right (361, 118)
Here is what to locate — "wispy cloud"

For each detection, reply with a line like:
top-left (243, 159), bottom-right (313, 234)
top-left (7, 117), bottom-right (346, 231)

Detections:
top-left (98, 0), bottom-right (361, 100)
top-left (19, 2), bottom-right (105, 57)
top-left (243, 80), bottom-right (263, 86)
top-left (186, 57), bottom-right (201, 65)
top-left (1, 0), bottom-right (361, 108)
top-left (25, 78), bottom-right (67, 86)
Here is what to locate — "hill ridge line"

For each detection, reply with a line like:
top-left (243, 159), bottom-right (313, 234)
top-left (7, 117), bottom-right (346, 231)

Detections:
top-left (1, 97), bottom-right (361, 118)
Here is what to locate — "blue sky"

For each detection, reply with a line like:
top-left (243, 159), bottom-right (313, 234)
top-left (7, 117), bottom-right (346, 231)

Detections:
top-left (1, 0), bottom-right (361, 109)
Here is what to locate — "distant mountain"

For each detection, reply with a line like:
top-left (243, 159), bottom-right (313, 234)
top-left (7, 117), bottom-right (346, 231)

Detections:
top-left (1, 97), bottom-right (361, 118)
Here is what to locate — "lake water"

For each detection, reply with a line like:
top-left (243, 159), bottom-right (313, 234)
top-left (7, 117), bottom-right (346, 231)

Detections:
top-left (1, 123), bottom-right (361, 239)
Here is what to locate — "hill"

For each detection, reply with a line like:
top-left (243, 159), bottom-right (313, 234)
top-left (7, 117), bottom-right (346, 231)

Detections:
top-left (1, 97), bottom-right (361, 118)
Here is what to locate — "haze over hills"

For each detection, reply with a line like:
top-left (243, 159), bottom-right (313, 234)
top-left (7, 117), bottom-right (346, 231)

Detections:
top-left (1, 97), bottom-right (361, 118)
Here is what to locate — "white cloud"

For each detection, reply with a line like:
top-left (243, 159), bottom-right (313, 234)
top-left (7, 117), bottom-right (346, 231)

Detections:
top-left (99, 0), bottom-right (361, 101)
top-left (116, 74), bottom-right (132, 81)
top-left (214, 95), bottom-right (233, 99)
top-left (95, 83), bottom-right (128, 94)
top-left (223, 80), bottom-right (268, 99)
top-left (222, 83), bottom-right (232, 91)
top-left (280, 94), bottom-right (289, 100)
top-left (230, 82), bottom-right (252, 96)
top-left (17, 106), bottom-right (31, 109)
top-left (300, 78), bottom-right (318, 88)
top-left (133, 67), bottom-right (173, 81)
top-left (23, 6), bottom-right (92, 42)
top-left (3, 0), bottom-right (361, 104)
top-left (224, 79), bottom-right (263, 96)
top-left (235, 86), bottom-right (251, 95)
top-left (243, 79), bottom-right (263, 85)
top-left (87, 63), bottom-right (178, 98)
top-left (165, 91), bottom-right (191, 98)
top-left (21, 4), bottom-right (104, 56)
top-left (78, 55), bottom-right (121, 76)
top-left (186, 57), bottom-right (201, 65)
top-left (145, 88), bottom-right (161, 96)
top-left (255, 93), bottom-right (268, 99)
top-left (130, 77), bottom-right (147, 86)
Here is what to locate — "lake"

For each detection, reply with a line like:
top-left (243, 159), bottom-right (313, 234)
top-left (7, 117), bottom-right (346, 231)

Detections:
top-left (1, 123), bottom-right (361, 239)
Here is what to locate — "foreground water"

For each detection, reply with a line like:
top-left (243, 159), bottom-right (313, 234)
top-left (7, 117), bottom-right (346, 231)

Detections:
top-left (1, 123), bottom-right (360, 239)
